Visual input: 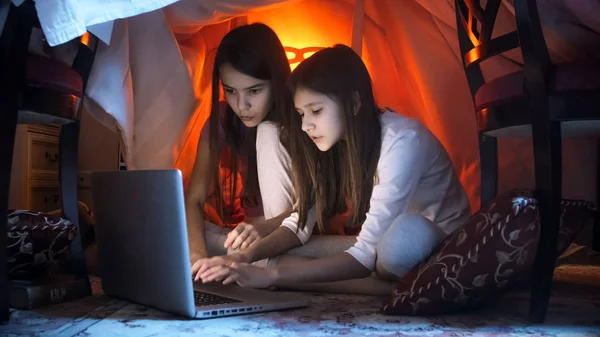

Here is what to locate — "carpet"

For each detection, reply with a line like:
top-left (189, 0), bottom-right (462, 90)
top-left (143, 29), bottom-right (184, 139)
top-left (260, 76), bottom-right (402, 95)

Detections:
top-left (2, 260), bottom-right (599, 337)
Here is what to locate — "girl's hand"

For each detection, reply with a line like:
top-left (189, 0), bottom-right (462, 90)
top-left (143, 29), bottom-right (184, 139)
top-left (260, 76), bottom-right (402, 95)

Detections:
top-left (224, 223), bottom-right (261, 250)
top-left (192, 255), bottom-right (240, 282)
top-left (221, 263), bottom-right (278, 289)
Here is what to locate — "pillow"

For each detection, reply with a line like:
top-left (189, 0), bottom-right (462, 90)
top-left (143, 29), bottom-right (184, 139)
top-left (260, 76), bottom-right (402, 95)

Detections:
top-left (380, 189), bottom-right (594, 315)
top-left (7, 210), bottom-right (77, 280)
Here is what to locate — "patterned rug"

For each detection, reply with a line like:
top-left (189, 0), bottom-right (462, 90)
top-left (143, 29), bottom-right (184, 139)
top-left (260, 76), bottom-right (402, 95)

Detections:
top-left (2, 263), bottom-right (599, 337)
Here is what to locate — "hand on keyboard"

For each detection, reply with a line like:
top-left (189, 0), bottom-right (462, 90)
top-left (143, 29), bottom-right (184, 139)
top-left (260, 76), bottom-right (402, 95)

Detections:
top-left (197, 260), bottom-right (277, 289)
top-left (192, 255), bottom-right (238, 282)
top-left (222, 262), bottom-right (277, 289)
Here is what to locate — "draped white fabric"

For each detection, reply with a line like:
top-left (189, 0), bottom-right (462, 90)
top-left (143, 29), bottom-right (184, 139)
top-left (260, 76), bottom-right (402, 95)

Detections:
top-left (11, 0), bottom-right (600, 210)
top-left (80, 0), bottom-right (294, 171)
top-left (15, 0), bottom-right (181, 46)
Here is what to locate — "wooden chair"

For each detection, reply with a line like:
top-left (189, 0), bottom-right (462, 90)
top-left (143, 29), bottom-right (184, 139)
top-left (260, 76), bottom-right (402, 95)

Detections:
top-left (454, 0), bottom-right (600, 323)
top-left (0, 0), bottom-right (98, 323)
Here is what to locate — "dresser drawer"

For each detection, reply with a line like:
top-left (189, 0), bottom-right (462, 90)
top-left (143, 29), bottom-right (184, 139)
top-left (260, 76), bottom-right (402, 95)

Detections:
top-left (28, 180), bottom-right (62, 213)
top-left (28, 132), bottom-right (60, 181)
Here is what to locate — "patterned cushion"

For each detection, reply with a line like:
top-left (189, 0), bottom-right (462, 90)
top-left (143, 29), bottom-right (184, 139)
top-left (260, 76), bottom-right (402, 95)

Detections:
top-left (7, 210), bottom-right (77, 280)
top-left (380, 189), bottom-right (595, 315)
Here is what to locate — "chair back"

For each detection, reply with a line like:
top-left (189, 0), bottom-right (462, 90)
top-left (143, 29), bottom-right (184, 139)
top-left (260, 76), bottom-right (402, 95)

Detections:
top-left (0, 0), bottom-right (99, 121)
top-left (454, 0), bottom-right (552, 104)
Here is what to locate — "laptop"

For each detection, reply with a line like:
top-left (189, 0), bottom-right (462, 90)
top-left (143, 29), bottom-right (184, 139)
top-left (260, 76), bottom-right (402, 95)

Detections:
top-left (90, 169), bottom-right (309, 319)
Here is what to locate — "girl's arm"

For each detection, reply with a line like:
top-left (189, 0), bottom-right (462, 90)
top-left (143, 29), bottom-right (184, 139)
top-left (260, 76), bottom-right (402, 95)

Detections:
top-left (185, 132), bottom-right (217, 261)
top-left (255, 122), bottom-right (295, 219)
top-left (224, 208), bottom-right (292, 250)
top-left (238, 226), bottom-right (303, 262)
top-left (246, 209), bottom-right (292, 237)
top-left (222, 122), bottom-right (298, 250)
top-left (238, 122), bottom-right (296, 240)
top-left (203, 251), bottom-right (370, 287)
top-left (238, 122), bottom-right (314, 259)
top-left (234, 206), bottom-right (316, 263)
top-left (193, 121), bottom-right (313, 278)
top-left (273, 252), bottom-right (371, 283)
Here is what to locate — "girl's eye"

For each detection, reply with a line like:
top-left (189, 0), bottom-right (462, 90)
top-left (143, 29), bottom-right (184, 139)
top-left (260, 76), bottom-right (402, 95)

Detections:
top-left (312, 108), bottom-right (322, 115)
top-left (248, 88), bottom-right (261, 95)
top-left (224, 88), bottom-right (235, 95)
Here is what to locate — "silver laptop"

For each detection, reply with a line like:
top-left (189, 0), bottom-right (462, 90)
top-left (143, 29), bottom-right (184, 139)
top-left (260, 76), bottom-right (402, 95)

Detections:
top-left (90, 169), bottom-right (309, 319)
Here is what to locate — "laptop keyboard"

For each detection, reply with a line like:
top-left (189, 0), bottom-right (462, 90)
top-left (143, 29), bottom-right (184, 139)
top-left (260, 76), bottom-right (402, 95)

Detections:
top-left (193, 291), bottom-right (243, 306)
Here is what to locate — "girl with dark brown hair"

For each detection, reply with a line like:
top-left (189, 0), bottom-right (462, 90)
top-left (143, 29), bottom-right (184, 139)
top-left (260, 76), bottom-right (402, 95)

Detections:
top-left (186, 23), bottom-right (296, 268)
top-left (194, 45), bottom-right (471, 294)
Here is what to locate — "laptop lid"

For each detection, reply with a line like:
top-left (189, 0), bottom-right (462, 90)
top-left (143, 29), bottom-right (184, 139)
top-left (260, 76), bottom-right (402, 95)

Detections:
top-left (91, 169), bottom-right (309, 319)
top-left (91, 169), bottom-right (197, 318)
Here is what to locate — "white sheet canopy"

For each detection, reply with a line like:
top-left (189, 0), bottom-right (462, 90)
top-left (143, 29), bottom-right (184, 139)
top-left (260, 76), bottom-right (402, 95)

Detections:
top-left (29, 0), bottom-right (600, 211)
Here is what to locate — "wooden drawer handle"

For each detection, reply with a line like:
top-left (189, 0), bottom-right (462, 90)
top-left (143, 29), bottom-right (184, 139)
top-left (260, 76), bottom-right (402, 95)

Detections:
top-left (44, 195), bottom-right (60, 204)
top-left (45, 152), bottom-right (58, 163)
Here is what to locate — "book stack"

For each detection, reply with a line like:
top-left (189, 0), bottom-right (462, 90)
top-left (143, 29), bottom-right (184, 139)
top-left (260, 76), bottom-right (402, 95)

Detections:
top-left (9, 274), bottom-right (90, 310)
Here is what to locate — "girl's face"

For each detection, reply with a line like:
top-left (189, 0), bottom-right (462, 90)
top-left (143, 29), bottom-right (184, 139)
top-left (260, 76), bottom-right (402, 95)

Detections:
top-left (220, 63), bottom-right (272, 127)
top-left (294, 86), bottom-right (345, 152)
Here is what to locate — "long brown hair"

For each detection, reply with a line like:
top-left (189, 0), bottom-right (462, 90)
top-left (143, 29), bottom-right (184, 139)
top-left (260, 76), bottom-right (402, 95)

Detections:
top-left (286, 44), bottom-right (382, 234)
top-left (208, 23), bottom-right (292, 225)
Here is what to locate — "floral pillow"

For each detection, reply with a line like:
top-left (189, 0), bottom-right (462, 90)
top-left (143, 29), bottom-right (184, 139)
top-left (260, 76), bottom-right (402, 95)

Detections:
top-left (380, 189), bottom-right (594, 315)
top-left (7, 209), bottom-right (77, 280)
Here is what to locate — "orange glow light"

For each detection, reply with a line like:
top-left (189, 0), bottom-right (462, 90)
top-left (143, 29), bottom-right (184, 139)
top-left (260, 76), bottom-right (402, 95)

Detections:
top-left (247, 0), bottom-right (352, 70)
top-left (284, 46), bottom-right (324, 70)
top-left (80, 32), bottom-right (90, 47)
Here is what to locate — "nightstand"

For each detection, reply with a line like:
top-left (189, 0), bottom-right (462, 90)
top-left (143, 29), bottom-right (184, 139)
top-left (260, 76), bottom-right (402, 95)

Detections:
top-left (8, 124), bottom-right (62, 213)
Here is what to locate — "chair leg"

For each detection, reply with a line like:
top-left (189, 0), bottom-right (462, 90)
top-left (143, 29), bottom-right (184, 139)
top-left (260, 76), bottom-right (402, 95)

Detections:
top-left (0, 36), bottom-right (21, 324)
top-left (594, 214), bottom-right (600, 252)
top-left (529, 121), bottom-right (562, 324)
top-left (0, 2), bottom-right (32, 324)
top-left (0, 115), bottom-right (18, 326)
top-left (59, 121), bottom-right (91, 296)
top-left (594, 140), bottom-right (600, 252)
top-left (479, 133), bottom-right (498, 207)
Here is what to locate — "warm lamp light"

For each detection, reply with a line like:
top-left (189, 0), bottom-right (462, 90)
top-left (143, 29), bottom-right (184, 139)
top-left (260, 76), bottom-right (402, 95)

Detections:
top-left (284, 46), bottom-right (323, 70)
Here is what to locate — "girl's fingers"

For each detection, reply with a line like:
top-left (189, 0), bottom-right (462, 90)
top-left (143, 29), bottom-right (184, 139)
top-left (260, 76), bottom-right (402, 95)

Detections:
top-left (202, 267), bottom-right (232, 283)
top-left (192, 259), bottom-right (213, 280)
top-left (240, 241), bottom-right (249, 250)
top-left (195, 261), bottom-right (218, 281)
top-left (199, 264), bottom-right (226, 279)
top-left (191, 261), bottom-right (202, 276)
top-left (231, 227), bottom-right (253, 250)
top-left (199, 261), bottom-right (237, 282)
top-left (222, 273), bottom-right (239, 285)
top-left (197, 257), bottom-right (228, 275)
top-left (224, 226), bottom-right (245, 248)
top-left (227, 263), bottom-right (247, 278)
top-left (197, 261), bottom-right (213, 275)
top-left (240, 233), bottom-right (258, 250)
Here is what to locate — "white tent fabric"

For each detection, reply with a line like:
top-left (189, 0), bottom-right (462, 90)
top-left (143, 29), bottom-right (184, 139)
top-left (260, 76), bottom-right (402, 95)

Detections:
top-left (82, 0), bottom-right (297, 171)
top-left (6, 0), bottom-right (180, 46)
top-left (9, 0), bottom-right (600, 211)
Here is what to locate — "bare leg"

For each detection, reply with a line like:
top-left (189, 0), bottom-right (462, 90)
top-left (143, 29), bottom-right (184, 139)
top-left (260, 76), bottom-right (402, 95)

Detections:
top-left (204, 221), bottom-right (231, 257)
top-left (375, 214), bottom-right (445, 279)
